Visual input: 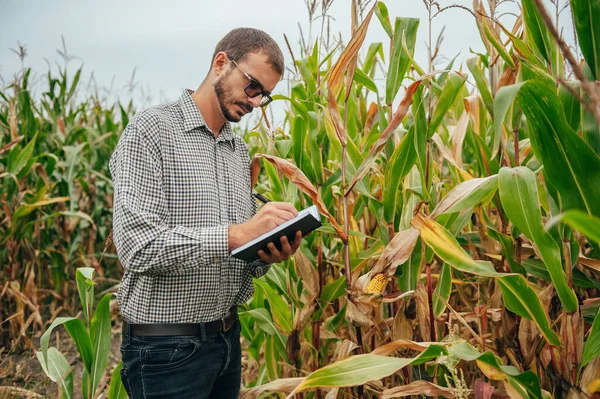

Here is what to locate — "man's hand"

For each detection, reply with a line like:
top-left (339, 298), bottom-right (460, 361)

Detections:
top-left (257, 230), bottom-right (303, 264)
top-left (228, 202), bottom-right (298, 252)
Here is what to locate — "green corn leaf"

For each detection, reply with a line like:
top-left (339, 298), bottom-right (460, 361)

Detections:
top-left (515, 81), bottom-right (600, 217)
top-left (36, 348), bottom-right (74, 399)
top-left (522, 0), bottom-right (554, 65)
top-left (385, 17), bottom-right (419, 104)
top-left (374, 1), bottom-right (393, 38)
top-left (433, 263), bottom-right (452, 317)
top-left (321, 276), bottom-right (347, 304)
top-left (8, 134), bottom-right (36, 175)
top-left (76, 268), bottom-right (95, 322)
top-left (430, 175), bottom-right (498, 218)
top-left (254, 279), bottom-right (293, 334)
top-left (570, 0), bottom-right (600, 79)
top-left (90, 293), bottom-right (113, 396)
top-left (497, 274), bottom-right (561, 347)
top-left (293, 345), bottom-right (447, 392)
top-left (383, 126), bottom-right (417, 223)
top-left (428, 73), bottom-right (467, 137)
top-left (494, 83), bottom-right (524, 160)
top-left (107, 362), bottom-right (128, 399)
top-left (499, 167), bottom-right (578, 312)
top-left (482, 21), bottom-right (515, 69)
top-left (466, 57), bottom-right (494, 116)
top-left (40, 317), bottom-right (93, 374)
top-left (581, 308), bottom-right (600, 367)
top-left (547, 210), bottom-right (600, 244)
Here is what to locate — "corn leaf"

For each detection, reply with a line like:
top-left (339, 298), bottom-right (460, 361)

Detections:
top-left (497, 275), bottom-right (561, 347)
top-left (581, 309), bottom-right (600, 367)
top-left (292, 345), bottom-right (447, 392)
top-left (90, 293), bottom-right (113, 396)
top-left (516, 81), bottom-right (600, 217)
top-left (385, 17), bottom-right (419, 104)
top-left (499, 166), bottom-right (578, 312)
top-left (383, 127), bottom-right (417, 222)
top-left (522, 0), bottom-right (554, 65)
top-left (36, 348), bottom-right (74, 399)
top-left (547, 209), bottom-right (600, 244)
top-left (430, 175), bottom-right (498, 218)
top-left (40, 317), bottom-right (93, 375)
top-left (570, 0), bottom-right (600, 79)
top-left (428, 73), bottom-right (467, 137)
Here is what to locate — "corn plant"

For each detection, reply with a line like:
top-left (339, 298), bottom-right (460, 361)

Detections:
top-left (236, 0), bottom-right (600, 397)
top-left (36, 267), bottom-right (125, 399)
top-left (2, 0), bottom-right (600, 397)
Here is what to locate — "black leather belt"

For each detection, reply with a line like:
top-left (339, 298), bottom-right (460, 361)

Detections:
top-left (124, 308), bottom-right (238, 337)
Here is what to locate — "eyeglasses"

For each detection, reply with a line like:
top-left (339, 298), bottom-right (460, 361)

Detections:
top-left (227, 55), bottom-right (273, 107)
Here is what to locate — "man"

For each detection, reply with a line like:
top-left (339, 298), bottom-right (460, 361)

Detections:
top-left (109, 28), bottom-right (302, 398)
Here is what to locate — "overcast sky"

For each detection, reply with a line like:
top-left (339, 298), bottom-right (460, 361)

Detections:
top-left (1, 0), bottom-right (575, 126)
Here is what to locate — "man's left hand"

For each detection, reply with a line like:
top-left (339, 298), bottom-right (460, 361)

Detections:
top-left (257, 230), bottom-right (303, 264)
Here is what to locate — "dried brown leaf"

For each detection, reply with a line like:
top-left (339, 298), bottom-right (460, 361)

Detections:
top-left (474, 379), bottom-right (495, 399)
top-left (579, 256), bottom-right (600, 273)
top-left (346, 299), bottom-right (373, 327)
top-left (294, 249), bottom-right (319, 298)
top-left (325, 1), bottom-right (377, 96)
top-left (327, 89), bottom-right (347, 146)
top-left (496, 64), bottom-right (518, 92)
top-left (581, 356), bottom-right (600, 395)
top-left (415, 282), bottom-right (431, 342)
top-left (381, 380), bottom-right (457, 399)
top-left (464, 95), bottom-right (481, 136)
top-left (331, 339), bottom-right (360, 362)
top-left (239, 377), bottom-right (304, 399)
top-left (371, 339), bottom-right (433, 355)
top-left (371, 227), bottom-right (420, 277)
top-left (364, 101), bottom-right (379, 134)
top-left (0, 135), bottom-right (24, 156)
top-left (451, 111), bottom-right (470, 168)
top-left (254, 154), bottom-right (347, 242)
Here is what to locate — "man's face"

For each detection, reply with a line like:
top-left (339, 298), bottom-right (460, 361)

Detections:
top-left (214, 52), bottom-right (281, 123)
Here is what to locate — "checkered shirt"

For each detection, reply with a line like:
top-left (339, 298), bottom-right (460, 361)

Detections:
top-left (109, 89), bottom-right (269, 323)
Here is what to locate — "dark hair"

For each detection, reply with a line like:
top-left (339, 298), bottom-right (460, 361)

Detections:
top-left (211, 28), bottom-right (284, 75)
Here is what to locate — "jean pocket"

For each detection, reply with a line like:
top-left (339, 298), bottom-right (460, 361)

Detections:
top-left (141, 339), bottom-right (198, 370)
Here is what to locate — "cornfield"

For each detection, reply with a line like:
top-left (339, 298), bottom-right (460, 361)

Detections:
top-left (1, 0), bottom-right (600, 398)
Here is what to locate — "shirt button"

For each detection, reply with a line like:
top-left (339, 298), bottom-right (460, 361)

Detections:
top-left (213, 258), bottom-right (221, 263)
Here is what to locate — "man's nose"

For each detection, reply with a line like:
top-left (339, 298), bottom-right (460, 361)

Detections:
top-left (248, 95), bottom-right (262, 108)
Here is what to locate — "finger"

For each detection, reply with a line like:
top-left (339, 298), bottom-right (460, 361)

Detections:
top-left (267, 242), bottom-right (281, 259)
top-left (269, 202), bottom-right (298, 217)
top-left (257, 250), bottom-right (272, 263)
top-left (291, 231), bottom-right (303, 251)
top-left (258, 249), bottom-right (273, 263)
top-left (279, 235), bottom-right (292, 255)
top-left (272, 208), bottom-right (297, 221)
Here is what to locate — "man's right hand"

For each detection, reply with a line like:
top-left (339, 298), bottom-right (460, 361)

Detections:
top-left (228, 202), bottom-right (298, 252)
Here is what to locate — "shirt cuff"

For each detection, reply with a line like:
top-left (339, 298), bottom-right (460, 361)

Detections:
top-left (249, 259), bottom-right (271, 277)
top-left (188, 224), bottom-right (229, 264)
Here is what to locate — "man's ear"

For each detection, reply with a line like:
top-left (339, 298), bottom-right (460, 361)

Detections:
top-left (212, 52), bottom-right (229, 77)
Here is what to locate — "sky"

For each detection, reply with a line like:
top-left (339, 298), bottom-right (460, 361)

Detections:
top-left (1, 0), bottom-right (575, 127)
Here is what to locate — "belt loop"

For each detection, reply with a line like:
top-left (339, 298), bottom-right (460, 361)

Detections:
top-left (123, 320), bottom-right (131, 345)
top-left (200, 322), bottom-right (207, 342)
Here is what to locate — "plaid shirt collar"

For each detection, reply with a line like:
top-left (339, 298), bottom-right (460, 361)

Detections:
top-left (179, 89), bottom-right (236, 145)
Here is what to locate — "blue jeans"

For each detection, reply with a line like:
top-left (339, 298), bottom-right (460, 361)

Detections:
top-left (119, 320), bottom-right (242, 398)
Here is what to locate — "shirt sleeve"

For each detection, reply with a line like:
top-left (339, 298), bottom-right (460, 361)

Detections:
top-left (109, 112), bottom-right (230, 276)
top-left (237, 138), bottom-right (273, 278)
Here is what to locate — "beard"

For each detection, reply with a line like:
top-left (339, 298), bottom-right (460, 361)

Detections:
top-left (214, 72), bottom-right (253, 123)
